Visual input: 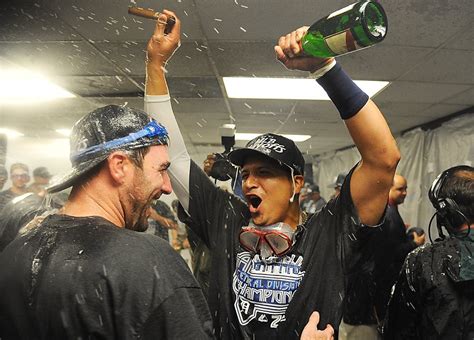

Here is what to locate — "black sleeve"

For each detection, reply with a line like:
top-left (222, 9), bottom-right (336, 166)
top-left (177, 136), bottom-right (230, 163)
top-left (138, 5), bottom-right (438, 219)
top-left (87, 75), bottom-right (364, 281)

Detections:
top-left (383, 253), bottom-right (421, 340)
top-left (178, 160), bottom-right (248, 249)
top-left (140, 287), bottom-right (214, 340)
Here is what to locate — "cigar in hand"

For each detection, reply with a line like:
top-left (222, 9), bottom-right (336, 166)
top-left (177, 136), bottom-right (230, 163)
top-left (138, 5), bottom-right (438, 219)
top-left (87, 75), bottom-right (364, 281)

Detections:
top-left (128, 6), bottom-right (176, 34)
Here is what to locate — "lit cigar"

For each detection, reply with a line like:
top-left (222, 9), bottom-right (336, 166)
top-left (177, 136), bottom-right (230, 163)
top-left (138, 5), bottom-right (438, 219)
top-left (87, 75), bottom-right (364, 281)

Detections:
top-left (128, 6), bottom-right (176, 33)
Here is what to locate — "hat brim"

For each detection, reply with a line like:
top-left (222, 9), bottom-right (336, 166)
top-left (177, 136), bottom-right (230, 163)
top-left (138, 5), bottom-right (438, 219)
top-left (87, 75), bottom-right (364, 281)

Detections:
top-left (47, 154), bottom-right (109, 193)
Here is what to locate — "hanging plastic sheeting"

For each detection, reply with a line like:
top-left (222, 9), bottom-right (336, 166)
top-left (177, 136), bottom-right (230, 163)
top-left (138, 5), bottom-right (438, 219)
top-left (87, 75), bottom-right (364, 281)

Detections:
top-left (314, 112), bottom-right (474, 241)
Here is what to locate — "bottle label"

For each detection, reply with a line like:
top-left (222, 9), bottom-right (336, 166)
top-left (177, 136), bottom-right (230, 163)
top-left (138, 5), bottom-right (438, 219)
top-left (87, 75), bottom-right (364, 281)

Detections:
top-left (327, 3), bottom-right (357, 19)
top-left (325, 29), bottom-right (360, 55)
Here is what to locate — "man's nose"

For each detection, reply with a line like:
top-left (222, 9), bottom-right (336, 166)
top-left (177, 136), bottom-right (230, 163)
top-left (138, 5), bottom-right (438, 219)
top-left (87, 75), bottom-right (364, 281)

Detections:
top-left (161, 172), bottom-right (172, 195)
top-left (243, 174), bottom-right (258, 190)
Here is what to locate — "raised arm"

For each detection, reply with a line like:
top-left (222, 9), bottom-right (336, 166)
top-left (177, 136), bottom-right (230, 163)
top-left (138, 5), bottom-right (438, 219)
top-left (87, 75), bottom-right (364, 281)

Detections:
top-left (144, 10), bottom-right (192, 212)
top-left (275, 26), bottom-right (400, 226)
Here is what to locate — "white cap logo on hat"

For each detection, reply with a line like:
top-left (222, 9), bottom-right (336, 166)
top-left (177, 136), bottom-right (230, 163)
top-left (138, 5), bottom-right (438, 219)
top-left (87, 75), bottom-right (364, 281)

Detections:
top-left (248, 136), bottom-right (286, 154)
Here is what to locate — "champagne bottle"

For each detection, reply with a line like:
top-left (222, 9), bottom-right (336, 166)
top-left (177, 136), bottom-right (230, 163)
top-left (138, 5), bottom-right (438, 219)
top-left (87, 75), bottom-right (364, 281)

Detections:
top-left (301, 1), bottom-right (387, 58)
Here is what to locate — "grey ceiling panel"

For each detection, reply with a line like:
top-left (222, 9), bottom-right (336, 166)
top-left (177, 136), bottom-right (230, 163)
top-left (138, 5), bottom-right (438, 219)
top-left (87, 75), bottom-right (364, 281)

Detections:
top-left (0, 2), bottom-right (78, 41)
top-left (209, 42), bottom-right (307, 77)
top-left (377, 102), bottom-right (432, 118)
top-left (197, 0), bottom-right (355, 41)
top-left (416, 104), bottom-right (470, 118)
top-left (374, 81), bottom-right (471, 104)
top-left (94, 41), bottom-right (215, 77)
top-left (445, 28), bottom-right (474, 51)
top-left (53, 75), bottom-right (141, 96)
top-left (337, 45), bottom-right (433, 81)
top-left (94, 41), bottom-right (146, 76)
top-left (444, 87), bottom-right (474, 105)
top-left (44, 0), bottom-right (204, 42)
top-left (167, 77), bottom-right (223, 98)
top-left (170, 98), bottom-right (228, 114)
top-left (401, 49), bottom-right (474, 84)
top-left (0, 41), bottom-right (118, 76)
top-left (382, 0), bottom-right (472, 48)
top-left (228, 99), bottom-right (298, 115)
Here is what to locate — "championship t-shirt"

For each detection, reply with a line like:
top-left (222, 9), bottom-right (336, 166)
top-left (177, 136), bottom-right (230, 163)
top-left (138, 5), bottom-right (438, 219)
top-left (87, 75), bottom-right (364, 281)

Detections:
top-left (179, 161), bottom-right (380, 339)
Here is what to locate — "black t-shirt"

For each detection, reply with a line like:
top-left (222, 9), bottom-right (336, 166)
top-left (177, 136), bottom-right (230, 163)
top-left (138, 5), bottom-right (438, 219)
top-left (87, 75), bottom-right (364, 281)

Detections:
top-left (0, 193), bottom-right (44, 252)
top-left (0, 214), bottom-right (213, 339)
top-left (179, 161), bottom-right (379, 339)
top-left (0, 189), bottom-right (21, 213)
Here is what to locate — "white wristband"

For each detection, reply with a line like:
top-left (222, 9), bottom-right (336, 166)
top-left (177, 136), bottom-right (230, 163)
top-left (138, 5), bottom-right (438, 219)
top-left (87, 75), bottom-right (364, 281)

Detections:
top-left (309, 59), bottom-right (337, 79)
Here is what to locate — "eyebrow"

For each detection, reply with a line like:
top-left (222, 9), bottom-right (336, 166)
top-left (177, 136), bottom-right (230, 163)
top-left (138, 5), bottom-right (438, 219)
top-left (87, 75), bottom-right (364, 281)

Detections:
top-left (159, 161), bottom-right (171, 170)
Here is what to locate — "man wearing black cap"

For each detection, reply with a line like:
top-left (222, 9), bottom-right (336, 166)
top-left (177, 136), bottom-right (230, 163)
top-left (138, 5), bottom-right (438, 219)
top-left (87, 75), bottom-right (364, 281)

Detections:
top-left (300, 183), bottom-right (327, 215)
top-left (145, 11), bottom-right (399, 339)
top-left (0, 105), bottom-right (213, 338)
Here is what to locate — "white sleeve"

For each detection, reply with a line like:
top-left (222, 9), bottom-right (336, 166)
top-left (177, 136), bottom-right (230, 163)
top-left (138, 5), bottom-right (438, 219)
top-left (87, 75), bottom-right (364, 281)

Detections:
top-left (144, 95), bottom-right (190, 212)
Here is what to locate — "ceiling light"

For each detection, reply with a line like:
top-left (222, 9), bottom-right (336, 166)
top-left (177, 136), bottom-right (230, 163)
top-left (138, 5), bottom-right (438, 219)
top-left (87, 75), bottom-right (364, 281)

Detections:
top-left (223, 77), bottom-right (389, 100)
top-left (0, 128), bottom-right (24, 138)
top-left (0, 68), bottom-right (75, 103)
top-left (56, 129), bottom-right (72, 137)
top-left (235, 133), bottom-right (311, 142)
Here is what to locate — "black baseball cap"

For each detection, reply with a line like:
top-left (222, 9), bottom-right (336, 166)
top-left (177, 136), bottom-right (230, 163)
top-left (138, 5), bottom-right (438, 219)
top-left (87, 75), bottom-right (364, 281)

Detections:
top-left (47, 105), bottom-right (169, 193)
top-left (228, 133), bottom-right (304, 175)
top-left (33, 167), bottom-right (52, 179)
top-left (306, 183), bottom-right (320, 193)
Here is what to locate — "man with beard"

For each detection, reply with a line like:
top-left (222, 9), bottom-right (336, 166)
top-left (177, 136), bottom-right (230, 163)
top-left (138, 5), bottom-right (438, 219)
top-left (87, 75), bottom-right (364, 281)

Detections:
top-left (0, 105), bottom-right (213, 339)
top-left (145, 11), bottom-right (399, 339)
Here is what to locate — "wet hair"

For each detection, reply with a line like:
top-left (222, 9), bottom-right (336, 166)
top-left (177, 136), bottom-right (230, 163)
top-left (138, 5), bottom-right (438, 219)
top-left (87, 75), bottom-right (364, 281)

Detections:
top-left (125, 147), bottom-right (151, 169)
top-left (439, 168), bottom-right (474, 227)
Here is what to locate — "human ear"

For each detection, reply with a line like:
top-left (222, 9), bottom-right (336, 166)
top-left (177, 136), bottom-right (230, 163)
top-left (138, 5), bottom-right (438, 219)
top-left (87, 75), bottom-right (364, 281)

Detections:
top-left (107, 152), bottom-right (132, 185)
top-left (294, 175), bottom-right (305, 194)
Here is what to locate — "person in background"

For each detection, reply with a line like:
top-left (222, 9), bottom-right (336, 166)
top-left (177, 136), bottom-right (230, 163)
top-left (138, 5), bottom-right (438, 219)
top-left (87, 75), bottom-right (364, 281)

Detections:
top-left (0, 163), bottom-right (30, 211)
top-left (384, 165), bottom-right (474, 339)
top-left (0, 165), bottom-right (8, 191)
top-left (27, 166), bottom-right (52, 196)
top-left (328, 172), bottom-right (346, 199)
top-left (0, 191), bottom-right (66, 252)
top-left (300, 183), bottom-right (326, 215)
top-left (340, 174), bottom-right (426, 339)
top-left (373, 174), bottom-right (425, 322)
top-left (146, 199), bottom-right (177, 242)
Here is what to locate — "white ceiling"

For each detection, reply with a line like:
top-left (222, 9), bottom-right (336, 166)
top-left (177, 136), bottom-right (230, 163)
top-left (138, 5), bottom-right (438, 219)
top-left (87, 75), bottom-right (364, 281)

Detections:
top-left (0, 0), bottom-right (473, 160)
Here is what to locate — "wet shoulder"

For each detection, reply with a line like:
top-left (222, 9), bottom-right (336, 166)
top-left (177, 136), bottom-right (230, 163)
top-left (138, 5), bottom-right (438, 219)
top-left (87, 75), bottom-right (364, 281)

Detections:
top-left (22, 214), bottom-right (194, 285)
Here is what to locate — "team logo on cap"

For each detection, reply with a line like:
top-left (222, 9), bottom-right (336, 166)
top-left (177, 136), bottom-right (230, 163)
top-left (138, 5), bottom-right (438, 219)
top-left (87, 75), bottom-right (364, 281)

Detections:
top-left (248, 136), bottom-right (286, 154)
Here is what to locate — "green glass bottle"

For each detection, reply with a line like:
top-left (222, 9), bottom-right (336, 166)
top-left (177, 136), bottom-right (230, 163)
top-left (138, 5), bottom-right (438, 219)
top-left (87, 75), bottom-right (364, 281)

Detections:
top-left (301, 1), bottom-right (388, 58)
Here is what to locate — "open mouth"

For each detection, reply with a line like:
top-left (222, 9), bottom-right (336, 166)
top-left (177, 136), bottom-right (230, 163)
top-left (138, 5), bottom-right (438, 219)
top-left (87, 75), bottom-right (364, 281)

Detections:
top-left (246, 194), bottom-right (262, 210)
